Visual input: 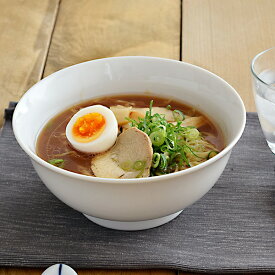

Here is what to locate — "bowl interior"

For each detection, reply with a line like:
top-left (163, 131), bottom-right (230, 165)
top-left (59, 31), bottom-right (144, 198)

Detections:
top-left (13, 57), bottom-right (245, 159)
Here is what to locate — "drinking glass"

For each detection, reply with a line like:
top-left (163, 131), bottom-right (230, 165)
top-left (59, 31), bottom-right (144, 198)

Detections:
top-left (251, 47), bottom-right (275, 154)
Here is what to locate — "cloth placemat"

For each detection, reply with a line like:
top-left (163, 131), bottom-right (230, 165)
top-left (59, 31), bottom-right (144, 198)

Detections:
top-left (0, 103), bottom-right (274, 273)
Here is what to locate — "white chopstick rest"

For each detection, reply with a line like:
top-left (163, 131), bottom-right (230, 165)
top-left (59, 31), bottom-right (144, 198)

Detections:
top-left (42, 264), bottom-right (77, 275)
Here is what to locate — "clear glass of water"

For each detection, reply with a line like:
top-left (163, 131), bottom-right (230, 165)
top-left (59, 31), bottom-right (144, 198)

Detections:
top-left (251, 47), bottom-right (275, 154)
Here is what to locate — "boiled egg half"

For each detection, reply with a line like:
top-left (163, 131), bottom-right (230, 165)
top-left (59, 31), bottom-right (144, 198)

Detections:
top-left (66, 105), bottom-right (118, 153)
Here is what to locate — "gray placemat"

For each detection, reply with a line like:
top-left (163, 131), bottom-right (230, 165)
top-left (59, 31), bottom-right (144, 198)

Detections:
top-left (0, 104), bottom-right (274, 274)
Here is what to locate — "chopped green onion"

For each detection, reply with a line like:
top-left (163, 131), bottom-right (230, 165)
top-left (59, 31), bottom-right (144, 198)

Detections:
top-left (180, 151), bottom-right (190, 167)
top-left (149, 100), bottom-right (153, 117)
top-left (133, 160), bottom-right (146, 171)
top-left (133, 161), bottom-right (146, 178)
top-left (184, 145), bottom-right (205, 159)
top-left (125, 101), bottom-right (219, 176)
top-left (152, 153), bottom-right (161, 168)
top-left (165, 138), bottom-right (176, 151)
top-left (186, 128), bottom-right (200, 140)
top-left (48, 159), bottom-right (64, 168)
top-left (120, 161), bottom-right (133, 171)
top-left (207, 151), bottom-right (218, 159)
top-left (160, 144), bottom-right (169, 153)
top-left (173, 110), bottom-right (185, 122)
top-left (166, 105), bottom-right (171, 110)
top-left (159, 154), bottom-right (167, 170)
top-left (150, 130), bottom-right (166, 146)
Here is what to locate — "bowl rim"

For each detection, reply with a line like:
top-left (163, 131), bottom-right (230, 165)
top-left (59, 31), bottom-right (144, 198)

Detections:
top-left (13, 56), bottom-right (246, 185)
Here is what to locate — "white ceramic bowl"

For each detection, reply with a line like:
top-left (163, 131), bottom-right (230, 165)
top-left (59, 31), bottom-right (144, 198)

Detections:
top-left (13, 57), bottom-right (246, 230)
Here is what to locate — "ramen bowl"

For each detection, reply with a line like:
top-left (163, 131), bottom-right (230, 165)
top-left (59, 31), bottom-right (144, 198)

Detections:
top-left (13, 57), bottom-right (246, 230)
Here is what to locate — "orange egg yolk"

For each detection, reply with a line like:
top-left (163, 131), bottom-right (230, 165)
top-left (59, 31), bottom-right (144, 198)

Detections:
top-left (72, 112), bottom-right (106, 142)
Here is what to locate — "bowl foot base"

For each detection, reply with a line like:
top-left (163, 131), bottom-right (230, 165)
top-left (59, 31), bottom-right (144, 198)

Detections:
top-left (83, 210), bottom-right (183, 231)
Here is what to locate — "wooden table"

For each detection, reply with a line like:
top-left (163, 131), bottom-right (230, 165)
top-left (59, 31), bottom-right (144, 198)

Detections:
top-left (0, 0), bottom-right (275, 274)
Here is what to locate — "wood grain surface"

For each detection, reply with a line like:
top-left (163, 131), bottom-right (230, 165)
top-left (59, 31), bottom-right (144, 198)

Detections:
top-left (1, 0), bottom-right (274, 274)
top-left (43, 0), bottom-right (181, 76)
top-left (0, 0), bottom-right (60, 127)
top-left (182, 0), bottom-right (275, 112)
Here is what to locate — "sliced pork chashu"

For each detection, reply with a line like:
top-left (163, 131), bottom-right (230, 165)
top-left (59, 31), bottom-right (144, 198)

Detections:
top-left (91, 127), bottom-right (153, 178)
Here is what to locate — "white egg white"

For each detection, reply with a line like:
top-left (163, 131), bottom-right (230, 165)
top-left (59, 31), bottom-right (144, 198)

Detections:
top-left (66, 105), bottom-right (118, 153)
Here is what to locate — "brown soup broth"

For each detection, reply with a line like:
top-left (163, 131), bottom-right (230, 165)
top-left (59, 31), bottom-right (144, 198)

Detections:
top-left (36, 95), bottom-right (224, 176)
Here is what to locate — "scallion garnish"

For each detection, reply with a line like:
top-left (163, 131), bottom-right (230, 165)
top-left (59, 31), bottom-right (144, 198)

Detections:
top-left (172, 109), bottom-right (185, 122)
top-left (185, 128), bottom-right (200, 140)
top-left (120, 161), bottom-right (132, 171)
top-left (152, 153), bottom-right (161, 168)
top-left (149, 130), bottom-right (166, 146)
top-left (48, 158), bottom-right (64, 168)
top-left (127, 100), bottom-right (217, 176)
top-left (133, 160), bottom-right (146, 171)
top-left (207, 151), bottom-right (218, 159)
